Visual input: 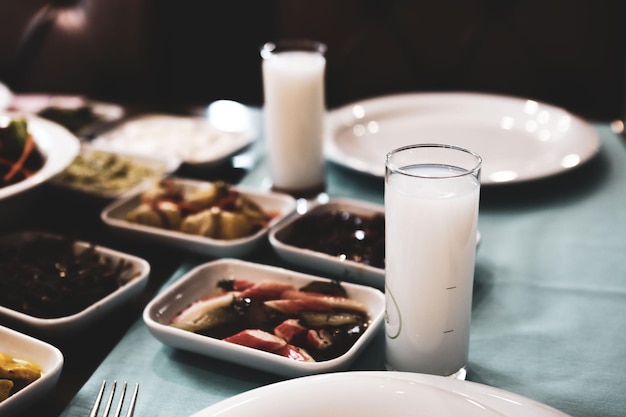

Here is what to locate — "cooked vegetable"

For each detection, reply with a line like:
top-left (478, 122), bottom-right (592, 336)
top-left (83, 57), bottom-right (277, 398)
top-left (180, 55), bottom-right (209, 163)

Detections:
top-left (0, 352), bottom-right (42, 403)
top-left (0, 234), bottom-right (136, 318)
top-left (127, 179), bottom-right (273, 240)
top-left (0, 118), bottom-right (45, 188)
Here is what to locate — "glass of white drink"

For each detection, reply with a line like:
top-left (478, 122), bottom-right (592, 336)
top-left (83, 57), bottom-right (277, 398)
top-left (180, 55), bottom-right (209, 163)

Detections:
top-left (384, 144), bottom-right (482, 378)
top-left (260, 40), bottom-right (327, 198)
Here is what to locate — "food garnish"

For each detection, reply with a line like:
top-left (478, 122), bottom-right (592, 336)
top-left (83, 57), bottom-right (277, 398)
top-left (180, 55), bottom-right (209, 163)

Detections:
top-left (169, 279), bottom-right (371, 362)
top-left (0, 118), bottom-right (45, 189)
top-left (126, 179), bottom-right (273, 240)
top-left (0, 352), bottom-right (42, 403)
top-left (0, 234), bottom-right (136, 318)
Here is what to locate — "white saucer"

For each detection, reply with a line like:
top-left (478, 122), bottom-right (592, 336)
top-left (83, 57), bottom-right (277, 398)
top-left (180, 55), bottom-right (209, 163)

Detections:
top-left (192, 371), bottom-right (570, 417)
top-left (325, 92), bottom-right (600, 185)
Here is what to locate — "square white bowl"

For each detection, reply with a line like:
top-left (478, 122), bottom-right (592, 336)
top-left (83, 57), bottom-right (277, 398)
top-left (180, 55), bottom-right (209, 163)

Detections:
top-left (101, 178), bottom-right (297, 258)
top-left (0, 231), bottom-right (150, 334)
top-left (143, 258), bottom-right (385, 377)
top-left (270, 198), bottom-right (386, 289)
top-left (0, 325), bottom-right (63, 417)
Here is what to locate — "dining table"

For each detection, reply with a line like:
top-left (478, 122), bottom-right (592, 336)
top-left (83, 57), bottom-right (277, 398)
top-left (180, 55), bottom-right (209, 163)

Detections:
top-left (7, 103), bottom-right (626, 417)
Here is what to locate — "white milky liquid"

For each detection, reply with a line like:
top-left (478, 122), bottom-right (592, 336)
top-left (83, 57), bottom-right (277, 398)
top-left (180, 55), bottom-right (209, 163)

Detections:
top-left (262, 51), bottom-right (326, 192)
top-left (384, 164), bottom-right (479, 376)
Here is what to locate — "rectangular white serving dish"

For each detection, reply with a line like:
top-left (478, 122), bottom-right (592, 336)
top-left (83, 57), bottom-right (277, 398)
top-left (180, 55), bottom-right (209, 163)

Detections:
top-left (0, 325), bottom-right (64, 417)
top-left (101, 177), bottom-right (297, 258)
top-left (0, 231), bottom-right (150, 334)
top-left (143, 258), bottom-right (385, 378)
top-left (270, 198), bottom-right (386, 289)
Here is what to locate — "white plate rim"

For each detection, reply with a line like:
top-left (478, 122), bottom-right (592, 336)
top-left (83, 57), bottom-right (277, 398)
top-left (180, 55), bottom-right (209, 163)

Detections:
top-left (324, 92), bottom-right (600, 185)
top-left (0, 114), bottom-right (80, 199)
top-left (191, 371), bottom-right (570, 417)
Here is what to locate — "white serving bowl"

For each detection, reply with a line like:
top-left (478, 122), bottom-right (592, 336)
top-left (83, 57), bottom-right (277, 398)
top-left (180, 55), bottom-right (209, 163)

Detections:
top-left (143, 258), bottom-right (385, 377)
top-left (0, 231), bottom-right (150, 334)
top-left (270, 198), bottom-right (385, 289)
top-left (0, 114), bottom-right (80, 228)
top-left (101, 178), bottom-right (297, 258)
top-left (0, 325), bottom-right (63, 417)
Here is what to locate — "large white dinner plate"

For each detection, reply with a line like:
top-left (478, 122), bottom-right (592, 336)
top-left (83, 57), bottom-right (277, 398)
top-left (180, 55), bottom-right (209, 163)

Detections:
top-left (325, 92), bottom-right (600, 185)
top-left (192, 371), bottom-right (570, 417)
top-left (0, 114), bottom-right (80, 201)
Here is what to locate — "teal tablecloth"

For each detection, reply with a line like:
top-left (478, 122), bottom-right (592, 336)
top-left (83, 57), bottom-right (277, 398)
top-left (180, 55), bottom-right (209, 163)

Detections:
top-left (61, 123), bottom-right (626, 417)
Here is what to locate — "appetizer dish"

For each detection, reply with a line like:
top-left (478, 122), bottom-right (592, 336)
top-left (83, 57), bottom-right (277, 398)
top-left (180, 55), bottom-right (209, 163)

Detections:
top-left (0, 118), bottom-right (45, 189)
top-left (270, 198), bottom-right (386, 289)
top-left (52, 145), bottom-right (180, 198)
top-left (0, 325), bottom-right (63, 417)
top-left (0, 231), bottom-right (150, 333)
top-left (143, 259), bottom-right (385, 377)
top-left (91, 113), bottom-right (256, 169)
top-left (102, 178), bottom-right (296, 257)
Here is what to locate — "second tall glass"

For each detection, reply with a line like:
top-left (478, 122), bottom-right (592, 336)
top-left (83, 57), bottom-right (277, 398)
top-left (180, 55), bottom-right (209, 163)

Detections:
top-left (384, 144), bottom-right (482, 378)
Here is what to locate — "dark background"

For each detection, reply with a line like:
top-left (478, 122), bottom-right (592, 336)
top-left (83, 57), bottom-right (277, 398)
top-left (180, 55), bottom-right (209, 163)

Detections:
top-left (0, 0), bottom-right (623, 121)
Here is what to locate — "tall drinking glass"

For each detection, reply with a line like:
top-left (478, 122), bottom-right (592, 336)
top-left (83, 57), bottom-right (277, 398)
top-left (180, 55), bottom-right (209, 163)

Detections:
top-left (384, 144), bottom-right (482, 378)
top-left (260, 40), bottom-right (327, 198)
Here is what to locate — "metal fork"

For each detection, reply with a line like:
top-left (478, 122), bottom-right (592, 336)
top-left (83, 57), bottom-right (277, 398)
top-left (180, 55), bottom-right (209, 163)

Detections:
top-left (89, 380), bottom-right (139, 417)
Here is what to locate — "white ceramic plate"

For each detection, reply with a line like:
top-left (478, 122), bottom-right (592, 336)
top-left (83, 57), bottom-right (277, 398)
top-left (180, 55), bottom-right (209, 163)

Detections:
top-left (143, 259), bottom-right (385, 377)
top-left (270, 197), bottom-right (481, 289)
top-left (91, 108), bottom-right (256, 169)
top-left (0, 231), bottom-right (150, 334)
top-left (0, 82), bottom-right (12, 111)
top-left (101, 178), bottom-right (297, 258)
top-left (192, 371), bottom-right (569, 417)
top-left (0, 114), bottom-right (80, 200)
top-left (0, 325), bottom-right (64, 417)
top-left (325, 92), bottom-right (600, 185)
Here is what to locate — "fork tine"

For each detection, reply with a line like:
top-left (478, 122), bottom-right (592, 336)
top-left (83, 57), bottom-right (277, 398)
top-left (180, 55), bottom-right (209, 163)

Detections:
top-left (88, 380), bottom-right (107, 417)
top-left (112, 382), bottom-right (127, 417)
top-left (102, 380), bottom-right (117, 417)
top-left (126, 383), bottom-right (139, 417)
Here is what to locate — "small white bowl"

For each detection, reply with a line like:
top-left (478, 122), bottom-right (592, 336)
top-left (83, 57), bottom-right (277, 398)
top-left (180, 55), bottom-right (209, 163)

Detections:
top-left (101, 178), bottom-right (297, 258)
top-left (0, 231), bottom-right (150, 334)
top-left (270, 198), bottom-right (386, 289)
top-left (143, 258), bottom-right (385, 377)
top-left (0, 325), bottom-right (63, 417)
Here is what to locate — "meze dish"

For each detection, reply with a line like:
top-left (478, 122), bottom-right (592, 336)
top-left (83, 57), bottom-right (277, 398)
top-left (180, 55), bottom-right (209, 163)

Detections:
top-left (143, 259), bottom-right (385, 377)
top-left (0, 231), bottom-right (150, 333)
top-left (102, 178), bottom-right (297, 257)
